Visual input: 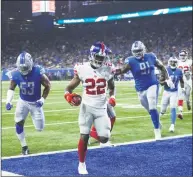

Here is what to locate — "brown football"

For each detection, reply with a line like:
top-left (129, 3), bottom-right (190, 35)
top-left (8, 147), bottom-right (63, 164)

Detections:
top-left (72, 95), bottom-right (82, 106)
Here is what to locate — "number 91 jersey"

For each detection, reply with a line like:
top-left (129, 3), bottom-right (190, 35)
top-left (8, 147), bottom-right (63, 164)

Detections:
top-left (74, 62), bottom-right (114, 108)
top-left (7, 65), bottom-right (45, 102)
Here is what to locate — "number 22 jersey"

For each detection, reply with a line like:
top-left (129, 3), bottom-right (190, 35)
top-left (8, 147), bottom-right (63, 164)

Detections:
top-left (74, 62), bottom-right (114, 108)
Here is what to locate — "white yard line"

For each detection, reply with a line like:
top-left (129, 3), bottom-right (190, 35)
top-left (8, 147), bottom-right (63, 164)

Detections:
top-left (2, 111), bottom-right (191, 130)
top-left (1, 171), bottom-right (23, 176)
top-left (2, 134), bottom-right (192, 160)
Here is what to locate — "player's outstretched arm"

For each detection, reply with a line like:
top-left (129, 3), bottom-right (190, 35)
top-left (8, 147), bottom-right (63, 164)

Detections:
top-left (155, 59), bottom-right (169, 80)
top-left (64, 74), bottom-right (81, 106)
top-left (40, 74), bottom-right (51, 99)
top-left (115, 63), bottom-right (131, 75)
top-left (6, 80), bottom-right (17, 110)
top-left (108, 78), bottom-right (116, 107)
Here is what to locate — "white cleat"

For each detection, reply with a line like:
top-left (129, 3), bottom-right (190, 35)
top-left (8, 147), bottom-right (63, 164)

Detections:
top-left (154, 128), bottom-right (161, 140)
top-left (169, 124), bottom-right (175, 132)
top-left (100, 141), bottom-right (114, 148)
top-left (78, 162), bottom-right (88, 175)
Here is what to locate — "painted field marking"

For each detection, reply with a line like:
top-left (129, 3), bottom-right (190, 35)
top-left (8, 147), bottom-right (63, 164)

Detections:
top-left (2, 134), bottom-right (192, 160)
top-left (2, 111), bottom-right (191, 130)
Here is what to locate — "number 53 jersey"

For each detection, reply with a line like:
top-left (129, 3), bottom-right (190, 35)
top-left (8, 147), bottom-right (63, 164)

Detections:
top-left (7, 65), bottom-right (45, 102)
top-left (74, 62), bottom-right (114, 108)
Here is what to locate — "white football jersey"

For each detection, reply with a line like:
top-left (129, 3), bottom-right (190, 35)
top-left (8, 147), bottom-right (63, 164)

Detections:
top-left (74, 62), bottom-right (114, 108)
top-left (178, 59), bottom-right (192, 85)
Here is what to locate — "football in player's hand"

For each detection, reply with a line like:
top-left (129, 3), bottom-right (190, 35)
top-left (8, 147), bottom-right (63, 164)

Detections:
top-left (72, 95), bottom-right (82, 106)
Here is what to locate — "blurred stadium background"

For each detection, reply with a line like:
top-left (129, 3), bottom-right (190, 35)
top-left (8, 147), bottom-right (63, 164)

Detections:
top-left (1, 1), bottom-right (192, 176)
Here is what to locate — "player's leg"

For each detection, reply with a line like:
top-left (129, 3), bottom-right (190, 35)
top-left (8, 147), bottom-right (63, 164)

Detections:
top-left (14, 99), bottom-right (29, 155)
top-left (177, 85), bottom-right (184, 119)
top-left (93, 108), bottom-right (111, 146)
top-left (90, 103), bottom-right (116, 142)
top-left (169, 91), bottom-right (178, 132)
top-left (78, 103), bottom-right (94, 174)
top-left (160, 90), bottom-right (170, 117)
top-left (30, 104), bottom-right (45, 131)
top-left (147, 84), bottom-right (161, 140)
top-left (185, 84), bottom-right (192, 110)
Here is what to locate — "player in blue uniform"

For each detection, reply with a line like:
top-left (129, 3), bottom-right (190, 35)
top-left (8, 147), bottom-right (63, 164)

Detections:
top-left (115, 41), bottom-right (175, 140)
top-left (5, 52), bottom-right (51, 155)
top-left (160, 57), bottom-right (184, 132)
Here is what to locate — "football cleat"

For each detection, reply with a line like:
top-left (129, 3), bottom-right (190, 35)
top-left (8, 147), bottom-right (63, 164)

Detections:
top-left (177, 114), bottom-right (183, 120)
top-left (187, 101), bottom-right (191, 110)
top-left (100, 141), bottom-right (114, 148)
top-left (22, 146), bottom-right (29, 155)
top-left (78, 162), bottom-right (88, 175)
top-left (169, 124), bottom-right (175, 132)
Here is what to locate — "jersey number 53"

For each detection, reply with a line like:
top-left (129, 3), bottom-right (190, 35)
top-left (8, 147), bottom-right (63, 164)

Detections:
top-left (20, 82), bottom-right (35, 95)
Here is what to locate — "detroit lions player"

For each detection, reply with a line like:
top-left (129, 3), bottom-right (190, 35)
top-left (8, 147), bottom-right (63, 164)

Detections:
top-left (5, 52), bottom-right (51, 155)
top-left (177, 50), bottom-right (192, 119)
top-left (160, 57), bottom-right (184, 132)
top-left (115, 41), bottom-right (175, 140)
top-left (64, 42), bottom-right (115, 174)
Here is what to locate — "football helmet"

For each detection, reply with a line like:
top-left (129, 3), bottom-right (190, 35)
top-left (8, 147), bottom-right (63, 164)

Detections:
top-left (16, 52), bottom-right (33, 75)
top-left (168, 57), bottom-right (178, 69)
top-left (131, 41), bottom-right (146, 59)
top-left (179, 50), bottom-right (188, 62)
top-left (89, 42), bottom-right (107, 68)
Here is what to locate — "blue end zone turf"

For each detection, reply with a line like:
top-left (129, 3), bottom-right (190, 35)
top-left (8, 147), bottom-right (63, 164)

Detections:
top-left (2, 136), bottom-right (192, 176)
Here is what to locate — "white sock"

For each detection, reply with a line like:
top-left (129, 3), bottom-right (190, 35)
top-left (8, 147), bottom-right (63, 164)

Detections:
top-left (16, 132), bottom-right (27, 147)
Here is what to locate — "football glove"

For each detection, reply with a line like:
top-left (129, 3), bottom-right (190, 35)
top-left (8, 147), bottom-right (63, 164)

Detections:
top-left (165, 79), bottom-right (175, 89)
top-left (6, 103), bottom-right (13, 110)
top-left (64, 92), bottom-right (79, 106)
top-left (108, 96), bottom-right (116, 107)
top-left (36, 97), bottom-right (45, 108)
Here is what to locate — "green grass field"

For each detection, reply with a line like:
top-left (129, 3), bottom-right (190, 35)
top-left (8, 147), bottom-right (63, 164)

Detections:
top-left (1, 81), bottom-right (192, 157)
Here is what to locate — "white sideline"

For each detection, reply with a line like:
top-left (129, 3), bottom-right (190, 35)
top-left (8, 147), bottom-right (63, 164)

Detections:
top-left (2, 134), bottom-right (192, 160)
top-left (1, 111), bottom-right (191, 130)
top-left (1, 171), bottom-right (23, 176)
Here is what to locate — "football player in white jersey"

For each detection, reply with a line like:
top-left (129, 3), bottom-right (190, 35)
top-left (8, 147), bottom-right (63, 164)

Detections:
top-left (177, 50), bottom-right (192, 119)
top-left (64, 42), bottom-right (116, 175)
top-left (89, 48), bottom-right (117, 147)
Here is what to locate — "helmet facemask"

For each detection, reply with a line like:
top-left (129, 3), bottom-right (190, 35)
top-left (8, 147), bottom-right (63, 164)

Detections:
top-left (168, 58), bottom-right (178, 69)
top-left (90, 53), bottom-right (105, 68)
top-left (18, 64), bottom-right (32, 75)
top-left (179, 51), bottom-right (188, 62)
top-left (131, 41), bottom-right (146, 59)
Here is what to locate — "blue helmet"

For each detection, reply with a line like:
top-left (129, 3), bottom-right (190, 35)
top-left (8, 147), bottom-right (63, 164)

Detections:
top-left (89, 42), bottom-right (107, 68)
top-left (16, 52), bottom-right (33, 75)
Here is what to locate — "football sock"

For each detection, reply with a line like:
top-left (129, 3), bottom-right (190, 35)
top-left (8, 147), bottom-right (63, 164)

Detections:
top-left (90, 126), bottom-right (99, 141)
top-left (171, 108), bottom-right (176, 124)
top-left (15, 123), bottom-right (27, 147)
top-left (178, 100), bottom-right (183, 113)
top-left (149, 109), bottom-right (159, 129)
top-left (78, 138), bottom-right (87, 163)
top-left (110, 117), bottom-right (116, 131)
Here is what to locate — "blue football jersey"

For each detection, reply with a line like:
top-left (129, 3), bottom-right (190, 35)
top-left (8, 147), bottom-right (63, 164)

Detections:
top-left (164, 67), bottom-right (183, 92)
top-left (8, 65), bottom-right (45, 102)
top-left (125, 53), bottom-right (158, 91)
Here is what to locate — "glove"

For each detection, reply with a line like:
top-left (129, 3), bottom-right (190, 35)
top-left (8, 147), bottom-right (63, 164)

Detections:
top-left (6, 103), bottom-right (13, 110)
top-left (64, 92), bottom-right (78, 106)
top-left (36, 97), bottom-right (45, 108)
top-left (108, 96), bottom-right (116, 107)
top-left (165, 79), bottom-right (175, 89)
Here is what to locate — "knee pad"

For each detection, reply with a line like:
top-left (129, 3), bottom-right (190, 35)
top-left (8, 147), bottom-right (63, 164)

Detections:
top-left (15, 121), bottom-right (24, 134)
top-left (80, 134), bottom-right (89, 142)
top-left (99, 136), bottom-right (109, 144)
